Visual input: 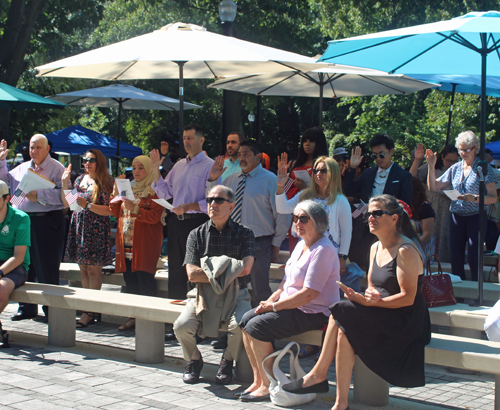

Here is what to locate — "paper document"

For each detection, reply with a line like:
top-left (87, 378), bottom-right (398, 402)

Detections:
top-left (114, 179), bottom-right (135, 201)
top-left (153, 198), bottom-right (174, 210)
top-left (63, 190), bottom-right (83, 212)
top-left (18, 169), bottom-right (55, 193)
top-left (443, 190), bottom-right (462, 201)
top-left (293, 170), bottom-right (311, 187)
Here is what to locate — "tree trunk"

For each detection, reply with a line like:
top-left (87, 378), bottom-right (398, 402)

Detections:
top-left (221, 89), bottom-right (242, 154)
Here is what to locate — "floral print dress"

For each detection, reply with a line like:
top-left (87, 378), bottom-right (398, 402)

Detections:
top-left (64, 174), bottom-right (114, 266)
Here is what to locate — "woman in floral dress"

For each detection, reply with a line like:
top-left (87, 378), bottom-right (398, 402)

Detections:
top-left (61, 149), bottom-right (114, 327)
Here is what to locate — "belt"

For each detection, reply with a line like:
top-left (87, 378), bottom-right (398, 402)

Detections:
top-left (175, 213), bottom-right (206, 221)
top-left (26, 210), bottom-right (64, 218)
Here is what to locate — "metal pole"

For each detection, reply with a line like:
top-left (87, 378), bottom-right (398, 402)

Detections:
top-left (319, 73), bottom-right (324, 128)
top-left (115, 100), bottom-right (122, 176)
top-left (445, 84), bottom-right (456, 146)
top-left (176, 61), bottom-right (186, 157)
top-left (256, 95), bottom-right (262, 143)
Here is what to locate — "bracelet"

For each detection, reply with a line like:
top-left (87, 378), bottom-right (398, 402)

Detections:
top-left (272, 303), bottom-right (278, 313)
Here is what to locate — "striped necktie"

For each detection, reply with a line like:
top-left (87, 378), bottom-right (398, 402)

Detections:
top-left (231, 174), bottom-right (247, 223)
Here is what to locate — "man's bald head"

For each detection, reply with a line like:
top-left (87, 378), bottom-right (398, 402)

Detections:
top-left (29, 134), bottom-right (50, 165)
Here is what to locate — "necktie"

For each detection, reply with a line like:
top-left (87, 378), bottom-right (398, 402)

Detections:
top-left (231, 174), bottom-right (247, 223)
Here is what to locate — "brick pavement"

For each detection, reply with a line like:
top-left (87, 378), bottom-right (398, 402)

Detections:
top-left (0, 287), bottom-right (496, 410)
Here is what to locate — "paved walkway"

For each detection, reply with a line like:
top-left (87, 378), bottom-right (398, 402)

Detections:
top-left (0, 286), bottom-right (496, 410)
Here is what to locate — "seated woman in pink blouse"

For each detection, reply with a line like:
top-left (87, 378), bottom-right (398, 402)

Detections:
top-left (236, 200), bottom-right (340, 402)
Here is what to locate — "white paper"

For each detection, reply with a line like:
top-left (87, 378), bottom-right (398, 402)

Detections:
top-left (443, 189), bottom-right (462, 201)
top-left (115, 179), bottom-right (135, 201)
top-left (294, 170), bottom-right (311, 187)
top-left (18, 169), bottom-right (55, 193)
top-left (63, 190), bottom-right (83, 212)
top-left (153, 198), bottom-right (174, 210)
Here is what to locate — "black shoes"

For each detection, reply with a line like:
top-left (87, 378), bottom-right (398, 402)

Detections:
top-left (165, 331), bottom-right (177, 341)
top-left (215, 357), bottom-right (233, 385)
top-left (182, 358), bottom-right (204, 384)
top-left (11, 311), bottom-right (37, 321)
top-left (282, 377), bottom-right (330, 394)
top-left (239, 393), bottom-right (271, 402)
top-left (211, 334), bottom-right (228, 350)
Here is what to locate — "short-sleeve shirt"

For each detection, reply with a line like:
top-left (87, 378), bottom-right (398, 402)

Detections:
top-left (439, 158), bottom-right (498, 215)
top-left (0, 204), bottom-right (31, 271)
top-left (419, 201), bottom-right (436, 220)
top-left (281, 236), bottom-right (340, 317)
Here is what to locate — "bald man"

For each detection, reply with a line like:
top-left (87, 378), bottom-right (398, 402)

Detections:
top-left (0, 134), bottom-right (66, 321)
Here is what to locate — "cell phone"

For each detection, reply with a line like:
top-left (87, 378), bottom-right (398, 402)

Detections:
top-left (336, 280), bottom-right (349, 293)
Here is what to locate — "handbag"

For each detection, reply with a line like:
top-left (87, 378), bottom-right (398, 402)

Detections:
top-left (423, 253), bottom-right (457, 308)
top-left (262, 341), bottom-right (317, 407)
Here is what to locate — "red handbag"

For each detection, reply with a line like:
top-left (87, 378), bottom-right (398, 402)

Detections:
top-left (422, 254), bottom-right (457, 308)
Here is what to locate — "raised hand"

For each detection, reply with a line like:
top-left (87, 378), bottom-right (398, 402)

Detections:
top-left (425, 149), bottom-right (437, 168)
top-left (61, 164), bottom-right (72, 188)
top-left (149, 149), bottom-right (163, 169)
top-left (112, 174), bottom-right (126, 197)
top-left (0, 140), bottom-right (9, 161)
top-left (350, 146), bottom-right (363, 169)
top-left (277, 152), bottom-right (291, 172)
top-left (277, 165), bottom-right (289, 188)
top-left (210, 155), bottom-right (226, 181)
top-left (415, 143), bottom-right (425, 161)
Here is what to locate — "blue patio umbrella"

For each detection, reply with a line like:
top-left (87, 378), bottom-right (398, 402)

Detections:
top-left (319, 11), bottom-right (500, 304)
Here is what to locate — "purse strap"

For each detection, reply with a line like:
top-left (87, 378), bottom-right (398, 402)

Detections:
top-left (426, 253), bottom-right (443, 276)
top-left (262, 341), bottom-right (300, 383)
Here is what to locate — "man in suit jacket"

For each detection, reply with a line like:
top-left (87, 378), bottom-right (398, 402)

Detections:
top-left (343, 134), bottom-right (413, 269)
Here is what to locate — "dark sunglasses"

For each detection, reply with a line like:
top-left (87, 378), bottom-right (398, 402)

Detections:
top-left (82, 158), bottom-right (97, 164)
top-left (371, 151), bottom-right (389, 160)
top-left (293, 214), bottom-right (311, 224)
top-left (206, 197), bottom-right (231, 205)
top-left (312, 168), bottom-right (328, 174)
top-left (366, 210), bottom-right (394, 219)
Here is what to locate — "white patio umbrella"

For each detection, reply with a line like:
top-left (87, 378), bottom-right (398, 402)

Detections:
top-left (209, 66), bottom-right (436, 126)
top-left (36, 22), bottom-right (328, 134)
top-left (49, 84), bottom-right (201, 174)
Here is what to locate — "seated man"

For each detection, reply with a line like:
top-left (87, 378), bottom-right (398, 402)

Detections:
top-left (174, 185), bottom-right (255, 385)
top-left (0, 180), bottom-right (31, 346)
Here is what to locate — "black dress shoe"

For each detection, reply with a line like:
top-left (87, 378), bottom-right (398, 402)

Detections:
top-left (11, 311), bottom-right (37, 321)
top-left (182, 358), bottom-right (203, 384)
top-left (211, 334), bottom-right (228, 350)
top-left (239, 393), bottom-right (270, 402)
top-left (233, 390), bottom-right (252, 398)
top-left (165, 331), bottom-right (177, 341)
top-left (215, 357), bottom-right (233, 385)
top-left (282, 377), bottom-right (329, 394)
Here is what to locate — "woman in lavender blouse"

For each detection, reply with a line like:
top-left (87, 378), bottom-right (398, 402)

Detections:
top-left (236, 200), bottom-right (340, 402)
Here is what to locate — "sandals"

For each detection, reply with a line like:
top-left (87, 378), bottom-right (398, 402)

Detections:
top-left (298, 345), bottom-right (320, 359)
top-left (0, 321), bottom-right (10, 348)
top-left (76, 312), bottom-right (101, 328)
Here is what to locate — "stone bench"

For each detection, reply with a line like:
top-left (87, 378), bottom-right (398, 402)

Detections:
top-left (429, 303), bottom-right (490, 338)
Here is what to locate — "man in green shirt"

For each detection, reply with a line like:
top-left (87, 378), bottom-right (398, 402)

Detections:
top-left (0, 180), bottom-right (31, 346)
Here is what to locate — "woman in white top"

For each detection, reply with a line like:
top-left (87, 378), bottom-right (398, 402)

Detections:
top-left (276, 156), bottom-right (352, 275)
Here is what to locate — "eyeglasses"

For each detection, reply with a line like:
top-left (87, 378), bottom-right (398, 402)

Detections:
top-left (366, 210), bottom-right (394, 219)
top-left (293, 214), bottom-right (311, 224)
top-left (206, 197), bottom-right (231, 205)
top-left (312, 168), bottom-right (328, 174)
top-left (459, 146), bottom-right (476, 153)
top-left (82, 158), bottom-right (97, 164)
top-left (444, 157), bottom-right (459, 164)
top-left (371, 151), bottom-right (389, 160)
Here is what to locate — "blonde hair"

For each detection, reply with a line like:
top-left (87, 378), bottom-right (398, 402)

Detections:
top-left (299, 156), bottom-right (342, 205)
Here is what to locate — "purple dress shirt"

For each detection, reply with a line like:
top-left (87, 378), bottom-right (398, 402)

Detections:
top-left (152, 152), bottom-right (218, 214)
top-left (0, 156), bottom-right (65, 212)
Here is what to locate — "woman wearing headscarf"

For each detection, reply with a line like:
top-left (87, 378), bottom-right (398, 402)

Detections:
top-left (110, 155), bottom-right (164, 331)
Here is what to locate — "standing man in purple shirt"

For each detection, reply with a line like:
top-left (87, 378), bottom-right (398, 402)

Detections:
top-left (0, 134), bottom-right (66, 321)
top-left (151, 125), bottom-right (223, 301)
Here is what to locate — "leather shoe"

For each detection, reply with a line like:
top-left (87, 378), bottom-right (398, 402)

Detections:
top-left (182, 358), bottom-right (203, 384)
top-left (282, 377), bottom-right (329, 394)
top-left (233, 390), bottom-right (252, 398)
top-left (239, 393), bottom-right (270, 402)
top-left (211, 334), bottom-right (228, 350)
top-left (165, 331), bottom-right (177, 341)
top-left (11, 311), bottom-right (37, 321)
top-left (215, 357), bottom-right (233, 385)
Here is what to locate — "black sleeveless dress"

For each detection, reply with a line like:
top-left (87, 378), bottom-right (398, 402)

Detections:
top-left (330, 243), bottom-right (431, 387)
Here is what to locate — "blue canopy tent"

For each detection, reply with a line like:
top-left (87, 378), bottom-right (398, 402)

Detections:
top-left (485, 140), bottom-right (500, 160)
top-left (44, 125), bottom-right (142, 158)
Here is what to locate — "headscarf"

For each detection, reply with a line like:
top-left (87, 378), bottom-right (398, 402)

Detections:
top-left (132, 155), bottom-right (156, 198)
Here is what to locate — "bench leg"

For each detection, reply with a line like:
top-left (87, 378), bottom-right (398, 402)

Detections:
top-left (48, 307), bottom-right (76, 347)
top-left (353, 356), bottom-right (389, 407)
top-left (135, 319), bottom-right (165, 364)
top-left (234, 348), bottom-right (253, 383)
top-left (496, 374), bottom-right (499, 410)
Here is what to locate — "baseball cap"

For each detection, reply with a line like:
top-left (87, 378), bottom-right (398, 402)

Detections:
top-left (0, 180), bottom-right (9, 196)
top-left (333, 147), bottom-right (348, 157)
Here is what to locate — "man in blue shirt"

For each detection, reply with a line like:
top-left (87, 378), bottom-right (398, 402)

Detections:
top-left (221, 132), bottom-right (244, 182)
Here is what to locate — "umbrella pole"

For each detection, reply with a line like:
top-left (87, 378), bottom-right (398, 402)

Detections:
top-left (177, 61), bottom-right (186, 157)
top-left (445, 84), bottom-right (456, 145)
top-left (257, 95), bottom-right (262, 143)
top-left (115, 100), bottom-right (122, 176)
top-left (319, 73), bottom-right (324, 128)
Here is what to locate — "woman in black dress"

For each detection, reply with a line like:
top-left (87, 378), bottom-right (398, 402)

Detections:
top-left (283, 194), bottom-right (431, 410)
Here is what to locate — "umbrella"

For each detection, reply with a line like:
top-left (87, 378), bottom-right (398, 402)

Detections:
top-left (48, 84), bottom-right (201, 174)
top-left (209, 67), bottom-right (436, 126)
top-left (318, 10), bottom-right (500, 304)
top-left (35, 22), bottom-right (326, 136)
top-left (0, 81), bottom-right (66, 109)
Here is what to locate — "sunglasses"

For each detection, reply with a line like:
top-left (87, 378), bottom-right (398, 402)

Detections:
top-left (371, 151), bottom-right (389, 160)
top-left (312, 168), bottom-right (328, 174)
top-left (293, 214), bottom-right (311, 224)
top-left (206, 197), bottom-right (231, 205)
top-left (82, 158), bottom-right (97, 164)
top-left (366, 210), bottom-right (394, 219)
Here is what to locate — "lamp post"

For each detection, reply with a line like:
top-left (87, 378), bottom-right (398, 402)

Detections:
top-left (248, 112), bottom-right (255, 139)
top-left (219, 0), bottom-right (237, 36)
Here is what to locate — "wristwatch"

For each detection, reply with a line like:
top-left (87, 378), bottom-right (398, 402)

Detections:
top-left (0, 269), bottom-right (3, 278)
top-left (272, 303), bottom-right (278, 313)
top-left (86, 202), bottom-right (93, 210)
top-left (339, 254), bottom-right (348, 261)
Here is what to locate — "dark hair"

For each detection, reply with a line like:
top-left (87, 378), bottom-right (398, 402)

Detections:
top-left (239, 139), bottom-right (262, 155)
top-left (184, 124), bottom-right (204, 139)
top-left (369, 134), bottom-right (394, 150)
top-left (485, 148), bottom-right (494, 155)
top-left (411, 176), bottom-right (428, 221)
top-left (228, 131), bottom-right (245, 142)
top-left (294, 127), bottom-right (329, 168)
top-left (435, 144), bottom-right (459, 170)
top-left (2, 194), bottom-right (8, 200)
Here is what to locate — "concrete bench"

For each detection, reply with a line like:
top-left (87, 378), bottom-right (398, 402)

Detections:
top-left (429, 303), bottom-right (490, 338)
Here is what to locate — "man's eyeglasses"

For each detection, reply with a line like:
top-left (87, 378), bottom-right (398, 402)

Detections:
top-left (82, 158), bottom-right (97, 164)
top-left (312, 168), bottom-right (328, 174)
top-left (371, 151), bottom-right (389, 160)
top-left (366, 210), bottom-right (394, 219)
top-left (206, 197), bottom-right (231, 205)
top-left (293, 214), bottom-right (311, 224)
top-left (459, 146), bottom-right (476, 153)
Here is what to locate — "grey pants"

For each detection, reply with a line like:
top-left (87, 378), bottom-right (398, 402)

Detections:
top-left (174, 288), bottom-right (251, 362)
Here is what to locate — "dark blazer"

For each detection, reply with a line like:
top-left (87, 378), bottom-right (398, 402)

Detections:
top-left (343, 162), bottom-right (413, 205)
